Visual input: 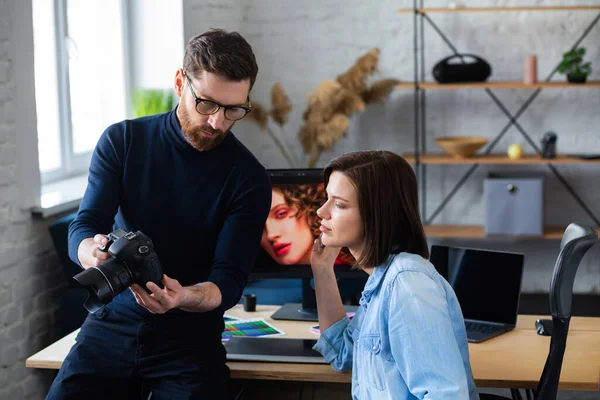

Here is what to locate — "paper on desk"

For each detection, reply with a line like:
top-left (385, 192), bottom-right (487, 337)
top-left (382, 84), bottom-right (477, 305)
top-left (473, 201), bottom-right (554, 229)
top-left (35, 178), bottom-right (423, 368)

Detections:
top-left (309, 311), bottom-right (355, 334)
top-left (222, 318), bottom-right (285, 342)
top-left (223, 314), bottom-right (239, 322)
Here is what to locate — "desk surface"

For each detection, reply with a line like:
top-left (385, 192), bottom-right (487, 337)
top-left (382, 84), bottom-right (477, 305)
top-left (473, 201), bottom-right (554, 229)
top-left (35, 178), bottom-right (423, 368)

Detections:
top-left (27, 305), bottom-right (600, 390)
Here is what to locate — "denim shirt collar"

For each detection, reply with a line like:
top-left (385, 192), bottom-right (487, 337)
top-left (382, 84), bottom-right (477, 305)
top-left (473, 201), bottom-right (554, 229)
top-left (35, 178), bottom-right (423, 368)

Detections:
top-left (359, 253), bottom-right (396, 306)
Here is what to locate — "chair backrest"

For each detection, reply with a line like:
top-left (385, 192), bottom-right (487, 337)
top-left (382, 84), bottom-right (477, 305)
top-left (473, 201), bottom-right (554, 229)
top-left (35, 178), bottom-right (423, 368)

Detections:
top-left (535, 223), bottom-right (598, 400)
top-left (48, 212), bottom-right (82, 287)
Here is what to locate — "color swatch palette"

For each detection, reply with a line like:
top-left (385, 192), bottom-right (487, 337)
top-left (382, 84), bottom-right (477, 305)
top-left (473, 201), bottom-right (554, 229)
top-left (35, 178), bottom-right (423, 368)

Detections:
top-left (222, 318), bottom-right (285, 341)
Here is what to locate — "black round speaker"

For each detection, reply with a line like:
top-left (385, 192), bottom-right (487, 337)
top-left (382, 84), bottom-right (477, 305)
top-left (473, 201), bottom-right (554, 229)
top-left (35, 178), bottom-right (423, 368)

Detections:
top-left (432, 54), bottom-right (492, 84)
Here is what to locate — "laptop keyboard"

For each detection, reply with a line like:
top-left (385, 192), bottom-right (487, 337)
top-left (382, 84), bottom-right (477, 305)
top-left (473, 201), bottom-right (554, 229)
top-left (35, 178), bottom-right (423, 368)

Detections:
top-left (465, 321), bottom-right (505, 335)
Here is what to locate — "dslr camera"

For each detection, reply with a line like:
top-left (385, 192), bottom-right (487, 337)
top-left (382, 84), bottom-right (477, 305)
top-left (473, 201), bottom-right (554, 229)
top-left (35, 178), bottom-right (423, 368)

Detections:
top-left (73, 229), bottom-right (163, 314)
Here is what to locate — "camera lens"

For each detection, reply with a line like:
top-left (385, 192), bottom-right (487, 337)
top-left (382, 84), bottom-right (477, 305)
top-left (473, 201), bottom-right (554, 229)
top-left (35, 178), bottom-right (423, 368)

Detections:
top-left (73, 258), bottom-right (133, 314)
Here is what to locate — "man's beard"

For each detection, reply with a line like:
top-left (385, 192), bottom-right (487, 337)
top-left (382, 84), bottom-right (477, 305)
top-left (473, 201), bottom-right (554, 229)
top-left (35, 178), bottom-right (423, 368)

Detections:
top-left (178, 104), bottom-right (231, 151)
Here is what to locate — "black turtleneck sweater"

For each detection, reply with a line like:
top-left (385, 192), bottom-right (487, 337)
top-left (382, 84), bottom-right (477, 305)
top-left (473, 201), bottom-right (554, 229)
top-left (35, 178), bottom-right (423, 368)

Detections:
top-left (68, 109), bottom-right (272, 323)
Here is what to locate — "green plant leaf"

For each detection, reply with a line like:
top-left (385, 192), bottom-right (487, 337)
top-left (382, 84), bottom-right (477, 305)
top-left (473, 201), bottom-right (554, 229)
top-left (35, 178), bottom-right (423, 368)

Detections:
top-left (132, 89), bottom-right (175, 118)
top-left (581, 62), bottom-right (592, 75)
top-left (558, 47), bottom-right (591, 76)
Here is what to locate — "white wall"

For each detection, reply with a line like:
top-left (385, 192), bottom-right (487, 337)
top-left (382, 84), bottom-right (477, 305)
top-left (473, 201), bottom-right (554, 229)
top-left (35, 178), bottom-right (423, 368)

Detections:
top-left (182, 0), bottom-right (600, 293)
top-left (0, 0), bottom-right (66, 399)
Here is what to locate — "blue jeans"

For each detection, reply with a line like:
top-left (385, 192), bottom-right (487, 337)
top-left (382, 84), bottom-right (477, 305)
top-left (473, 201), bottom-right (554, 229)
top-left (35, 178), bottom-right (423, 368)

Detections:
top-left (46, 304), bottom-right (228, 400)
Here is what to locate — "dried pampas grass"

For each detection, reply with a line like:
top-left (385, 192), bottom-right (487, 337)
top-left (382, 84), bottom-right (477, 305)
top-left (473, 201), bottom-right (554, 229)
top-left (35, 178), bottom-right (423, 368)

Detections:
top-left (300, 49), bottom-right (383, 167)
top-left (363, 79), bottom-right (402, 104)
top-left (246, 48), bottom-right (398, 168)
top-left (299, 122), bottom-right (318, 155)
top-left (302, 114), bottom-right (349, 168)
top-left (302, 80), bottom-right (365, 123)
top-left (246, 102), bottom-right (268, 129)
top-left (247, 98), bottom-right (295, 166)
top-left (315, 114), bottom-right (349, 151)
top-left (338, 91), bottom-right (366, 115)
top-left (336, 48), bottom-right (381, 95)
top-left (269, 83), bottom-right (292, 126)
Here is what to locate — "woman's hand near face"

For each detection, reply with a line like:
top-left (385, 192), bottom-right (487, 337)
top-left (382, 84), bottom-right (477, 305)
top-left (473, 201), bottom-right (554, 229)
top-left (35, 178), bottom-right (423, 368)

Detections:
top-left (311, 234), bottom-right (341, 271)
top-left (311, 233), bottom-right (347, 332)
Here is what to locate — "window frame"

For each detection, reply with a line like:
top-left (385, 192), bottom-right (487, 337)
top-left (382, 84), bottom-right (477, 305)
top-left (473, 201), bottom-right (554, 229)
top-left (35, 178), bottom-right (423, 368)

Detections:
top-left (40, 0), bottom-right (130, 184)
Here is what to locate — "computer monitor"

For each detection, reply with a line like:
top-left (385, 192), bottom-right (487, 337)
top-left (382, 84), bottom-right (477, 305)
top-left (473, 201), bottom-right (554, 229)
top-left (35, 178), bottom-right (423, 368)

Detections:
top-left (251, 168), bottom-right (367, 321)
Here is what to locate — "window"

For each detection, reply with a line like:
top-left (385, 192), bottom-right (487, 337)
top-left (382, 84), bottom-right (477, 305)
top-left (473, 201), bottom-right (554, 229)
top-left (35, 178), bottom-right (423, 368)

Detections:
top-left (32, 0), bottom-right (128, 184)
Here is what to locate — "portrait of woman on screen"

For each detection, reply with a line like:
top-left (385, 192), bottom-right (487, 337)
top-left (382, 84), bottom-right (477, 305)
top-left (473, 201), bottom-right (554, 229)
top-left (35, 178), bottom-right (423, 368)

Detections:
top-left (261, 183), bottom-right (352, 266)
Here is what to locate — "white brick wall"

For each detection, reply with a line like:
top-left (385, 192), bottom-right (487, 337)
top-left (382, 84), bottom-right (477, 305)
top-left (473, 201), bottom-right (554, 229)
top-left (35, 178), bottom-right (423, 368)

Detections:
top-left (0, 0), bottom-right (65, 398)
top-left (183, 0), bottom-right (600, 293)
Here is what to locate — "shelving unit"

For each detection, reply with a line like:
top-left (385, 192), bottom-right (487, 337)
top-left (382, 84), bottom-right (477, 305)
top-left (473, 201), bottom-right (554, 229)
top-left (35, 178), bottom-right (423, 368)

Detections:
top-left (423, 225), bottom-right (600, 240)
top-left (402, 154), bottom-right (600, 165)
top-left (397, 6), bottom-right (600, 14)
top-left (398, 3), bottom-right (600, 239)
top-left (399, 81), bottom-right (600, 89)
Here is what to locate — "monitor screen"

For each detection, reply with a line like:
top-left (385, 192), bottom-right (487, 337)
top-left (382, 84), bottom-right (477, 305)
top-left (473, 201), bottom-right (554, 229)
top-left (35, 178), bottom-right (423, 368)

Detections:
top-left (429, 245), bottom-right (524, 326)
top-left (251, 169), bottom-right (358, 279)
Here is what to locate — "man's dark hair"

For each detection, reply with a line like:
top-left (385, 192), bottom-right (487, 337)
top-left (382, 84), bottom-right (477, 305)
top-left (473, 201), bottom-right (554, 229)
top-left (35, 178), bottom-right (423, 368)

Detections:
top-left (183, 28), bottom-right (258, 89)
top-left (323, 150), bottom-right (429, 268)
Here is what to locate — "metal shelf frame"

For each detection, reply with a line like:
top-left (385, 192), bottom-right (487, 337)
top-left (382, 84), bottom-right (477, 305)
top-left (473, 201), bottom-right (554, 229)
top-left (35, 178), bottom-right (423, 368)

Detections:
top-left (409, 1), bottom-right (600, 228)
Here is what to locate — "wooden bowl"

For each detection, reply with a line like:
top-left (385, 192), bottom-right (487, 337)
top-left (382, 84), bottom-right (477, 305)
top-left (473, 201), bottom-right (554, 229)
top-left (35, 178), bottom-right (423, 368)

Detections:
top-left (435, 136), bottom-right (488, 158)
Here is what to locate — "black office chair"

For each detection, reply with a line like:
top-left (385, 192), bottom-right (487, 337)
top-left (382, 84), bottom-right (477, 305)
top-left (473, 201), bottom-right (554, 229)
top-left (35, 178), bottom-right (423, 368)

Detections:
top-left (479, 222), bottom-right (598, 400)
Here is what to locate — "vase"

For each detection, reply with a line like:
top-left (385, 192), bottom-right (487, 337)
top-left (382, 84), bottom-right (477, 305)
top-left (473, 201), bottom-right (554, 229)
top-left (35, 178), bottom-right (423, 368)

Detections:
top-left (523, 55), bottom-right (537, 85)
top-left (567, 74), bottom-right (587, 84)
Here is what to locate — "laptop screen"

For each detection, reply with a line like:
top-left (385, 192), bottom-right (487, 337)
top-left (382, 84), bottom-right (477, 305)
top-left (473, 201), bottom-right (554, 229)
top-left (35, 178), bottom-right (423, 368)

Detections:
top-left (430, 245), bottom-right (524, 326)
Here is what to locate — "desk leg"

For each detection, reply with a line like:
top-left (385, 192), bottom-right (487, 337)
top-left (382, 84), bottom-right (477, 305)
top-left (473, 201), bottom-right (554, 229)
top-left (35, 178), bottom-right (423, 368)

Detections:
top-left (299, 383), bottom-right (315, 400)
top-left (229, 380), bottom-right (249, 400)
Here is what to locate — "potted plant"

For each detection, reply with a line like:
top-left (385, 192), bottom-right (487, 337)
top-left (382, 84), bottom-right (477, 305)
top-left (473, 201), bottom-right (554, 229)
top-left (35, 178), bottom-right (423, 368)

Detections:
top-left (557, 47), bottom-right (592, 83)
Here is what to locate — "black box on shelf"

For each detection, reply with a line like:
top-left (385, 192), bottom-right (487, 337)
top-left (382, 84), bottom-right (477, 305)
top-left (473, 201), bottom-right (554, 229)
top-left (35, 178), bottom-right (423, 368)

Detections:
top-left (484, 173), bottom-right (544, 236)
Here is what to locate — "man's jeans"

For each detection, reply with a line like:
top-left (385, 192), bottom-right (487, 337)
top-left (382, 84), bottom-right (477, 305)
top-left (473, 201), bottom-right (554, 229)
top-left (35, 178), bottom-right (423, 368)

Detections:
top-left (46, 304), bottom-right (228, 400)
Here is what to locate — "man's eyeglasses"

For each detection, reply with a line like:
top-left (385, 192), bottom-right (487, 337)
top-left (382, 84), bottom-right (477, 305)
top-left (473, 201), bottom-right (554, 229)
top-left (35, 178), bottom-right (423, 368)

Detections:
top-left (184, 71), bottom-right (251, 121)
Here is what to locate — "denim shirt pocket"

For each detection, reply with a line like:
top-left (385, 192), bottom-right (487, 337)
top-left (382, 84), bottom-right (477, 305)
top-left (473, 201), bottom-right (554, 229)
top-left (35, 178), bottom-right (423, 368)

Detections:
top-left (358, 334), bottom-right (387, 391)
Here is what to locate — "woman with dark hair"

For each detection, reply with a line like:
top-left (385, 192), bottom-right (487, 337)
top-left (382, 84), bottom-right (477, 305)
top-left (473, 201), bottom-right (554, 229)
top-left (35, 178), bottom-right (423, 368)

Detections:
top-left (311, 150), bottom-right (478, 399)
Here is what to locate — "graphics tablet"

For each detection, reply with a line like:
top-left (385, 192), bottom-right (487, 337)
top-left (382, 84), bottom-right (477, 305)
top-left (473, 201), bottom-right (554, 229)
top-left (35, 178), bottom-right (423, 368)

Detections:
top-left (224, 337), bottom-right (328, 364)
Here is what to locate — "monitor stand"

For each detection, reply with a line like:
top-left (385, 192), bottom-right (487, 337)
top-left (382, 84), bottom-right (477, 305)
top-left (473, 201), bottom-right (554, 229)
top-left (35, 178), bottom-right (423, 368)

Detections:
top-left (271, 278), bottom-right (357, 322)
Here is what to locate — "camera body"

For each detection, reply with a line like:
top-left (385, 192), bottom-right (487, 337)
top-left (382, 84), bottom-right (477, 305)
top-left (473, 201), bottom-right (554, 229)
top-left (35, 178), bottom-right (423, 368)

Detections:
top-left (74, 229), bottom-right (163, 313)
top-left (100, 229), bottom-right (163, 288)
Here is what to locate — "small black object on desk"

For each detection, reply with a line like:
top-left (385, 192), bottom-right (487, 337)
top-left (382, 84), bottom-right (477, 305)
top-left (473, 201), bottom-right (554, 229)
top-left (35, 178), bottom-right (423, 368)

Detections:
top-left (243, 294), bottom-right (257, 312)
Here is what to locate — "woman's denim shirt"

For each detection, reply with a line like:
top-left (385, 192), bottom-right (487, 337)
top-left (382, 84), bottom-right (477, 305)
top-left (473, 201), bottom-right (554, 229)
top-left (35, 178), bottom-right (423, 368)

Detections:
top-left (313, 252), bottom-right (479, 400)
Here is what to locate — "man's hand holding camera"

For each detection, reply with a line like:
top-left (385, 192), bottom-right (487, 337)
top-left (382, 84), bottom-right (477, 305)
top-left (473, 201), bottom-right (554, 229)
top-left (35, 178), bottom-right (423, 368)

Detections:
top-left (77, 234), bottom-right (111, 269)
top-left (75, 229), bottom-right (222, 314)
top-left (130, 276), bottom-right (222, 314)
top-left (130, 275), bottom-right (186, 314)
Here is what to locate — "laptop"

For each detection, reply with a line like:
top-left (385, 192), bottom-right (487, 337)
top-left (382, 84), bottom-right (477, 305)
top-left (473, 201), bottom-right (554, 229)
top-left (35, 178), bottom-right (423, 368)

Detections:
top-left (224, 337), bottom-right (328, 364)
top-left (430, 245), bottom-right (525, 343)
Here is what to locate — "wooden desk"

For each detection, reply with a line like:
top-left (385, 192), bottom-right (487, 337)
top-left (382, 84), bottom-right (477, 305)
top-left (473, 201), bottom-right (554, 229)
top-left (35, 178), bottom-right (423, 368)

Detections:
top-left (27, 305), bottom-right (600, 390)
top-left (516, 314), bottom-right (600, 331)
